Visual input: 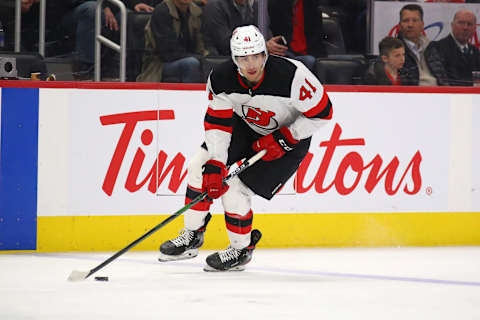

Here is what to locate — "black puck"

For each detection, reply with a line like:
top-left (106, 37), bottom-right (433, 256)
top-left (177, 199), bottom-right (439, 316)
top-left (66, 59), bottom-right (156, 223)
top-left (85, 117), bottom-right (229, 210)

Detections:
top-left (94, 276), bottom-right (109, 281)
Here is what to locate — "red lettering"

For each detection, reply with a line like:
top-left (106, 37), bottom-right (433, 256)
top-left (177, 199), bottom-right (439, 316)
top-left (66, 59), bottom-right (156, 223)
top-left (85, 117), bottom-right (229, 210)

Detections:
top-left (335, 152), bottom-right (364, 195)
top-left (147, 152), bottom-right (187, 193)
top-left (125, 150), bottom-right (187, 194)
top-left (100, 112), bottom-right (422, 197)
top-left (364, 155), bottom-right (401, 194)
top-left (100, 110), bottom-right (175, 196)
top-left (363, 151), bottom-right (422, 195)
top-left (295, 123), bottom-right (423, 196)
top-left (296, 123), bottom-right (365, 193)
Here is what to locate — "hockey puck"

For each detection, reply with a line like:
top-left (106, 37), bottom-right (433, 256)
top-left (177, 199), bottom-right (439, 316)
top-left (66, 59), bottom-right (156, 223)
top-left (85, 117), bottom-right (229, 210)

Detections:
top-left (94, 276), bottom-right (109, 281)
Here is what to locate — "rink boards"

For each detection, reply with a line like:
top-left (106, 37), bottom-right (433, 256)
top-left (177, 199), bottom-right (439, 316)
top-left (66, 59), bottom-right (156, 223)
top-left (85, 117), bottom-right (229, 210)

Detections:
top-left (1, 82), bottom-right (480, 251)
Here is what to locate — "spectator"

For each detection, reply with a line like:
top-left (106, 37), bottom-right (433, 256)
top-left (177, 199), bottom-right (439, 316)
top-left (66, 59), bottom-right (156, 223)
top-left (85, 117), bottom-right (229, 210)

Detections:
top-left (396, 4), bottom-right (448, 86)
top-left (122, 0), bottom-right (163, 81)
top-left (203, 0), bottom-right (258, 56)
top-left (434, 9), bottom-right (480, 86)
top-left (123, 0), bottom-right (203, 81)
top-left (366, 36), bottom-right (406, 85)
top-left (137, 0), bottom-right (208, 83)
top-left (267, 0), bottom-right (326, 72)
top-left (67, 1), bottom-right (120, 80)
top-left (0, 0), bottom-right (121, 80)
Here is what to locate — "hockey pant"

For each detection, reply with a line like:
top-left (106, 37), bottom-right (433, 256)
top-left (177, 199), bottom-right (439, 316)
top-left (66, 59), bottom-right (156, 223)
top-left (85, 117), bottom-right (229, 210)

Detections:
top-left (184, 147), bottom-right (254, 249)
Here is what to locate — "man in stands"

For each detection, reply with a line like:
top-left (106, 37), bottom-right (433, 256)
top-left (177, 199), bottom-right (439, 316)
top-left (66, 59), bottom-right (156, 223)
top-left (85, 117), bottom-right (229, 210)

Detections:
top-left (434, 9), bottom-right (480, 86)
top-left (396, 4), bottom-right (448, 86)
top-left (136, 0), bottom-right (208, 83)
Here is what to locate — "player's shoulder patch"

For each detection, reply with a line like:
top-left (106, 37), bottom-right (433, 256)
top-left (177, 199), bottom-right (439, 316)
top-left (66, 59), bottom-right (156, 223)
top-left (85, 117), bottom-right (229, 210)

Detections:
top-left (209, 60), bottom-right (238, 95)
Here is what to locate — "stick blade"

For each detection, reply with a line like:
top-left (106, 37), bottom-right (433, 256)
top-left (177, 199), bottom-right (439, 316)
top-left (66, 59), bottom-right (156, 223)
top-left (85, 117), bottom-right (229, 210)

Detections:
top-left (67, 270), bottom-right (90, 282)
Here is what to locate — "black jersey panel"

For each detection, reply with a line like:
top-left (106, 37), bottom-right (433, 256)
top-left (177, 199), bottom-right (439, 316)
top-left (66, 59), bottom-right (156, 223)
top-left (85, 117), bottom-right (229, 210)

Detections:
top-left (209, 56), bottom-right (297, 98)
top-left (209, 60), bottom-right (247, 95)
top-left (254, 56), bottom-right (296, 98)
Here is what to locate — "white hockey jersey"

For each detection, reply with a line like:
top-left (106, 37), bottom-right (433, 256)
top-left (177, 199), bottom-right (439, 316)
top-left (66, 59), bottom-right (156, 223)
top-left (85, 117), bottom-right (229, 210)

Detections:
top-left (204, 55), bottom-right (333, 163)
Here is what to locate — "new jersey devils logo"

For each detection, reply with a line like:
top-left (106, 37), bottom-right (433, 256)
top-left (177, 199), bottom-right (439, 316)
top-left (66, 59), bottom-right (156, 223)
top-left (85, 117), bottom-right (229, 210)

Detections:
top-left (242, 105), bottom-right (278, 130)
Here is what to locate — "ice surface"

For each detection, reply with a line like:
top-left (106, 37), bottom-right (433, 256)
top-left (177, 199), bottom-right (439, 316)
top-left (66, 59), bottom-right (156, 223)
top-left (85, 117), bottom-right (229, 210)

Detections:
top-left (1, 247), bottom-right (480, 319)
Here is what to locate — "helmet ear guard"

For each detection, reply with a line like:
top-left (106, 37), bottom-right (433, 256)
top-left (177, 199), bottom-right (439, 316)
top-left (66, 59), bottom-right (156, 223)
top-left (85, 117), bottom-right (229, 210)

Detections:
top-left (230, 25), bottom-right (268, 72)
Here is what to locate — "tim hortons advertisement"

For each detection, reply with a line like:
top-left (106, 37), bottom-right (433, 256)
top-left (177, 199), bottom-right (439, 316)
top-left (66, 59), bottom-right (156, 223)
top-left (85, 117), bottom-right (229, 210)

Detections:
top-left (371, 2), bottom-right (480, 54)
top-left (36, 88), bottom-right (477, 217)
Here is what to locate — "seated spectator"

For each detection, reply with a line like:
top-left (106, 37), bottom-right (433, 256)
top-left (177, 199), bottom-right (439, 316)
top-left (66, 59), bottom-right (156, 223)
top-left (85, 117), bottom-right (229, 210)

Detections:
top-left (67, 1), bottom-right (121, 80)
top-left (366, 36), bottom-right (406, 85)
top-left (123, 0), bottom-right (163, 81)
top-left (434, 9), bottom-right (480, 86)
top-left (396, 4), bottom-right (448, 86)
top-left (1, 0), bottom-right (121, 80)
top-left (137, 0), bottom-right (208, 83)
top-left (203, 0), bottom-right (258, 56)
top-left (124, 0), bottom-right (203, 81)
top-left (267, 0), bottom-right (326, 72)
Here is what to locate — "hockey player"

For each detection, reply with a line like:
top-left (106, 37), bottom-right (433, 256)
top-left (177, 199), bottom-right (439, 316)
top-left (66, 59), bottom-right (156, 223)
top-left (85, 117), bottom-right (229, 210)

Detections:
top-left (158, 25), bottom-right (333, 271)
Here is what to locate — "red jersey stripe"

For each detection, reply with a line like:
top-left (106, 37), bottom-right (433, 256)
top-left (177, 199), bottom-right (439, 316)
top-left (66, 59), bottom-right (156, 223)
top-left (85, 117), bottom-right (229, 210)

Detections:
top-left (204, 122), bottom-right (233, 133)
top-left (207, 107), bottom-right (233, 118)
top-left (303, 91), bottom-right (329, 118)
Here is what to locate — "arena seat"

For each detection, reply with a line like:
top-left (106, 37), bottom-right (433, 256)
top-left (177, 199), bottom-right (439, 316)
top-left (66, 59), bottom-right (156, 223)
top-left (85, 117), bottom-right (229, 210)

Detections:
top-left (322, 17), bottom-right (346, 55)
top-left (202, 56), bottom-right (230, 82)
top-left (315, 56), bottom-right (367, 85)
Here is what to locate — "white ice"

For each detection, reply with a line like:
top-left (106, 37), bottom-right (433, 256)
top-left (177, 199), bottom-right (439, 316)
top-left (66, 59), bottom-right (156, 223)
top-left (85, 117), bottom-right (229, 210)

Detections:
top-left (1, 247), bottom-right (480, 319)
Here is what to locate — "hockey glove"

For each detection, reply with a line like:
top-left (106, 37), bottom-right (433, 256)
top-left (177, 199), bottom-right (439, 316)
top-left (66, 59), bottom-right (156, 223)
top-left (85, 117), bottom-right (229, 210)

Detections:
top-left (252, 127), bottom-right (299, 161)
top-left (202, 160), bottom-right (230, 199)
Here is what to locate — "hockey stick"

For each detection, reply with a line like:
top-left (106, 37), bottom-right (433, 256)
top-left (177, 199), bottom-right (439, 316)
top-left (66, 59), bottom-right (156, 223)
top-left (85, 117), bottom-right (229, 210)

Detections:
top-left (67, 149), bottom-right (266, 282)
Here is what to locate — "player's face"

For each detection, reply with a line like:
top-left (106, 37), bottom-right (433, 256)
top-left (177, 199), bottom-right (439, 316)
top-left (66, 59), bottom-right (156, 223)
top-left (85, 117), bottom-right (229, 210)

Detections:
top-left (235, 53), bottom-right (266, 83)
top-left (399, 9), bottom-right (424, 42)
top-left (383, 47), bottom-right (405, 71)
top-left (451, 11), bottom-right (476, 45)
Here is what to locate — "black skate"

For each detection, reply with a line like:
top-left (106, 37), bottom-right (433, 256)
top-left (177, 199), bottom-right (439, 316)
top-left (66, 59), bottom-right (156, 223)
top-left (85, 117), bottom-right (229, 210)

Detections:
top-left (203, 229), bottom-right (262, 272)
top-left (158, 213), bottom-right (211, 262)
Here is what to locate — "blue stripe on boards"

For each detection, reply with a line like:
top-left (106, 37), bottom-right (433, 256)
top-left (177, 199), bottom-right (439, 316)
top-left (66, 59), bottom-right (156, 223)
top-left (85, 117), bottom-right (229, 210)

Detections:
top-left (0, 88), bottom-right (39, 250)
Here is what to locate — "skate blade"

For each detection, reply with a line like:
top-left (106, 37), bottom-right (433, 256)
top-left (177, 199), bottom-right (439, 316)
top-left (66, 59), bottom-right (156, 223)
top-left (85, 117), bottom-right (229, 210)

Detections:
top-left (158, 249), bottom-right (198, 262)
top-left (203, 264), bottom-right (246, 272)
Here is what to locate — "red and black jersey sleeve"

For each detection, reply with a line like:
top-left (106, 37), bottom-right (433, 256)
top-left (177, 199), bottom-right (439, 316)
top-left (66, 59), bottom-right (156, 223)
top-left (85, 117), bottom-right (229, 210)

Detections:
top-left (203, 74), bottom-right (235, 163)
top-left (204, 105), bottom-right (233, 134)
top-left (288, 60), bottom-right (333, 140)
top-left (302, 90), bottom-right (333, 120)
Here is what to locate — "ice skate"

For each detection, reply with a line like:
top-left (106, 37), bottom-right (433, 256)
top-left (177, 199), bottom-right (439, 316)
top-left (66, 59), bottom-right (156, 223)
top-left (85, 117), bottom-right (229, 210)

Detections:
top-left (158, 213), bottom-right (211, 262)
top-left (204, 229), bottom-right (262, 272)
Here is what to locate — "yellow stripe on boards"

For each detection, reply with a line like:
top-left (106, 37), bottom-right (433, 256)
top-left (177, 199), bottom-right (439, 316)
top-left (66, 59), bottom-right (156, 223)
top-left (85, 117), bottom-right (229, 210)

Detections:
top-left (1, 212), bottom-right (479, 253)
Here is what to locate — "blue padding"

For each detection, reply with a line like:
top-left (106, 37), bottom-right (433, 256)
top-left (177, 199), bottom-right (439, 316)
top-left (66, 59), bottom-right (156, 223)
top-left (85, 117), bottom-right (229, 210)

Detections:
top-left (0, 88), bottom-right (39, 250)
